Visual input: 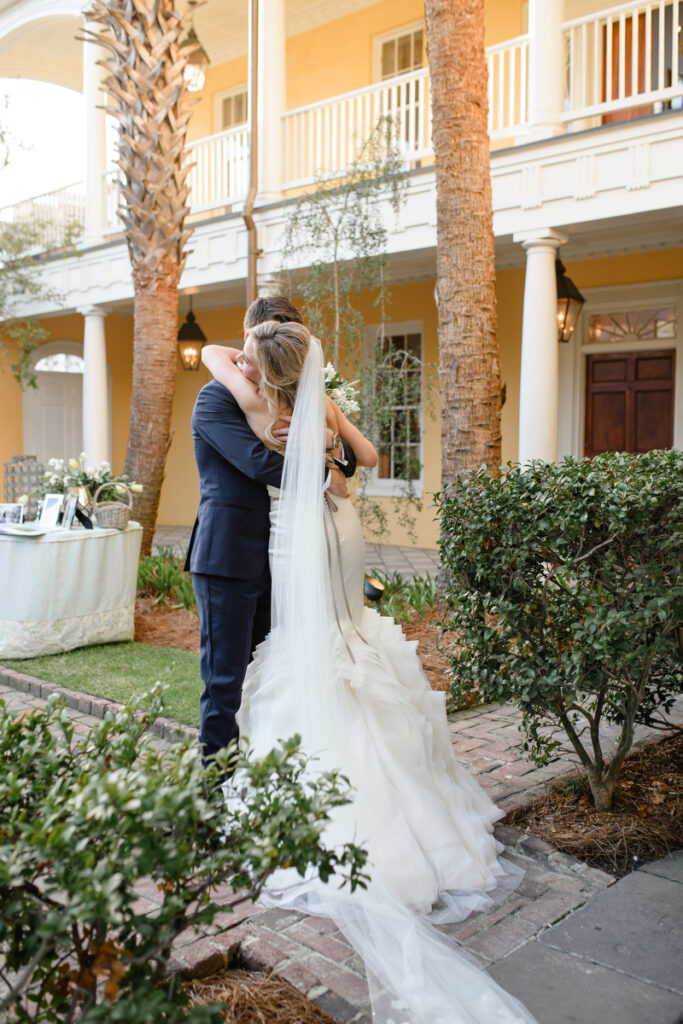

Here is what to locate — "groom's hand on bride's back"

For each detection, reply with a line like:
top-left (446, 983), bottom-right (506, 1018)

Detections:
top-left (328, 467), bottom-right (350, 499)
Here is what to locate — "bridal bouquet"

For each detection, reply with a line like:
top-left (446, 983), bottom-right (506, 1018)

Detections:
top-left (42, 453), bottom-right (143, 503)
top-left (324, 362), bottom-right (360, 417)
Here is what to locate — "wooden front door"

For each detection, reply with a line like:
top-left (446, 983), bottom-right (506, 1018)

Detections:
top-left (602, 12), bottom-right (651, 123)
top-left (584, 349), bottom-right (675, 457)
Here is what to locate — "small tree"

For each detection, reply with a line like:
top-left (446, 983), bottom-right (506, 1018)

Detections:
top-left (281, 120), bottom-right (434, 538)
top-left (0, 688), bottom-right (367, 1022)
top-left (437, 450), bottom-right (683, 811)
top-left (0, 109), bottom-right (75, 387)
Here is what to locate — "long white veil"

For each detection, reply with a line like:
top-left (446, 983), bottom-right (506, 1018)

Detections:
top-left (259, 337), bottom-right (538, 1024)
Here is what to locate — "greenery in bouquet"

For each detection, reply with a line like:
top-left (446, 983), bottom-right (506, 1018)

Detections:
top-left (324, 362), bottom-right (360, 417)
top-left (42, 453), bottom-right (143, 503)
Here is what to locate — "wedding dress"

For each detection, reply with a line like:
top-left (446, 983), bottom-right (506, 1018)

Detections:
top-left (236, 340), bottom-right (538, 1024)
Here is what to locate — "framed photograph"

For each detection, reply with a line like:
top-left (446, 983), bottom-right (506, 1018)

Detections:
top-left (0, 503), bottom-right (24, 525)
top-left (39, 493), bottom-right (64, 528)
top-left (61, 493), bottom-right (78, 529)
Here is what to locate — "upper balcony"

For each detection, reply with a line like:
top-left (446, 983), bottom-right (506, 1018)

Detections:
top-left (0, 0), bottom-right (681, 254)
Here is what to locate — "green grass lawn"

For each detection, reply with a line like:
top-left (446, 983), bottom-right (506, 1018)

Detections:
top-left (3, 643), bottom-right (201, 728)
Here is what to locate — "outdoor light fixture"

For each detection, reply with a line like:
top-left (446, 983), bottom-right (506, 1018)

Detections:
top-left (556, 258), bottom-right (586, 343)
top-left (181, 1), bottom-right (210, 92)
top-left (364, 576), bottom-right (385, 606)
top-left (177, 297), bottom-right (207, 371)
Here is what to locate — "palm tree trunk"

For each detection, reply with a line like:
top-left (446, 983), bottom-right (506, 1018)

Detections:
top-left (124, 281), bottom-right (178, 554)
top-left (424, 0), bottom-right (502, 483)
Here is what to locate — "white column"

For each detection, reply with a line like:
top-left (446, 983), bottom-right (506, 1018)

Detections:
top-left (83, 32), bottom-right (108, 244)
top-left (523, 0), bottom-right (565, 141)
top-left (257, 0), bottom-right (285, 202)
top-left (514, 229), bottom-right (567, 464)
top-left (80, 307), bottom-right (109, 465)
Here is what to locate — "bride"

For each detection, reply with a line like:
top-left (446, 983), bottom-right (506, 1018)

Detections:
top-left (202, 321), bottom-right (537, 1024)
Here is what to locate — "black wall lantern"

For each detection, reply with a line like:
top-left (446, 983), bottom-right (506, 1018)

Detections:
top-left (556, 258), bottom-right (586, 343)
top-left (177, 296), bottom-right (207, 371)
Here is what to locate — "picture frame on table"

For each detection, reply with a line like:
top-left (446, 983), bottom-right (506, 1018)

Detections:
top-left (61, 493), bottom-right (78, 529)
top-left (39, 493), bottom-right (64, 528)
top-left (0, 503), bottom-right (24, 525)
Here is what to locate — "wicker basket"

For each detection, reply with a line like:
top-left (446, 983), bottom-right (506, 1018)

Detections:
top-left (92, 482), bottom-right (133, 530)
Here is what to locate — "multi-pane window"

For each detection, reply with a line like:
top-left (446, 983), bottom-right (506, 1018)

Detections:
top-left (380, 27), bottom-right (424, 80)
top-left (587, 308), bottom-right (677, 344)
top-left (34, 353), bottom-right (84, 373)
top-left (217, 88), bottom-right (248, 131)
top-left (374, 329), bottom-right (423, 485)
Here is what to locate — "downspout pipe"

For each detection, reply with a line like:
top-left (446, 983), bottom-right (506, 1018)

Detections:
top-left (243, 0), bottom-right (259, 306)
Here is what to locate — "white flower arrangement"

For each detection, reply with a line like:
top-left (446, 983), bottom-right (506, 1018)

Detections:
top-left (42, 454), bottom-right (142, 501)
top-left (324, 362), bottom-right (360, 417)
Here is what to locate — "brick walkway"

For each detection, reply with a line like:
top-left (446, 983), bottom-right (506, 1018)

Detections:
top-left (1, 672), bottom-right (680, 1024)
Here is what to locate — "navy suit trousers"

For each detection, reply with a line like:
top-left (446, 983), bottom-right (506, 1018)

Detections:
top-left (192, 569), bottom-right (271, 763)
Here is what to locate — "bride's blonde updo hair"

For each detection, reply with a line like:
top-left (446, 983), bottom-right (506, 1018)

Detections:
top-left (247, 319), bottom-right (311, 450)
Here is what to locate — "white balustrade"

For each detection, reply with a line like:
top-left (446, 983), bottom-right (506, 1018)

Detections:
top-left (0, 182), bottom-right (85, 252)
top-left (563, 0), bottom-right (683, 124)
top-left (487, 34), bottom-right (530, 139)
top-left (186, 125), bottom-right (250, 214)
top-left (283, 68), bottom-right (433, 189)
top-left (2, 2), bottom-right (681, 246)
top-left (103, 168), bottom-right (123, 235)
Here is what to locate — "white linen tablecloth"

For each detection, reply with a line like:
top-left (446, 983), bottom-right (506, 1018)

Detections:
top-left (0, 523), bottom-right (143, 659)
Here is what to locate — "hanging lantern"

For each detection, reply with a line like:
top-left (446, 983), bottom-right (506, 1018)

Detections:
top-left (177, 297), bottom-right (207, 371)
top-left (180, 1), bottom-right (210, 92)
top-left (556, 258), bottom-right (586, 343)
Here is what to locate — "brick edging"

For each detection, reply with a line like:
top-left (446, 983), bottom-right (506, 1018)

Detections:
top-left (0, 665), bottom-right (198, 743)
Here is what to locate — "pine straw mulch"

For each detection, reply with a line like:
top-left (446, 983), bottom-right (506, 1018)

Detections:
top-left (185, 969), bottom-right (336, 1024)
top-left (135, 597), bottom-right (456, 695)
top-left (135, 596), bottom-right (200, 654)
top-left (505, 731), bottom-right (683, 878)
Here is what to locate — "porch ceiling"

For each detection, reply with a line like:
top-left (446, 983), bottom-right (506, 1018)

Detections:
top-left (0, 0), bottom-right (380, 91)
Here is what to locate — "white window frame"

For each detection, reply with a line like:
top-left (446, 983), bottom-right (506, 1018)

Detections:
top-left (213, 84), bottom-right (248, 134)
top-left (372, 20), bottom-right (425, 83)
top-left (558, 278), bottom-right (683, 459)
top-left (362, 320), bottom-right (424, 499)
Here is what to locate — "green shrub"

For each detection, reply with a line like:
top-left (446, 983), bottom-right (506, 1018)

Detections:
top-left (138, 548), bottom-right (197, 613)
top-left (437, 450), bottom-right (683, 810)
top-left (0, 688), bottom-right (367, 1022)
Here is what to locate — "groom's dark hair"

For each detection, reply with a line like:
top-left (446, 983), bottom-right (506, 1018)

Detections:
top-left (242, 294), bottom-right (301, 329)
top-left (244, 295), bottom-right (304, 330)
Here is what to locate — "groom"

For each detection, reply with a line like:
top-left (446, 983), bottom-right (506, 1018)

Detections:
top-left (186, 295), bottom-right (354, 765)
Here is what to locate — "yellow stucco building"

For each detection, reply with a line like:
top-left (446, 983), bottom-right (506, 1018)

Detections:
top-left (1, 0), bottom-right (681, 548)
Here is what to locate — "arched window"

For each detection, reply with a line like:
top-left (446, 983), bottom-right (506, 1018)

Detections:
top-left (34, 352), bottom-right (85, 373)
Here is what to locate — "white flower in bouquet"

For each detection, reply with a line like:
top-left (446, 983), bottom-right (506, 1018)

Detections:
top-left (323, 362), bottom-right (360, 417)
top-left (40, 454), bottom-right (142, 499)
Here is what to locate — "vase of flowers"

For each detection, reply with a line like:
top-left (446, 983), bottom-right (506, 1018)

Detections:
top-left (40, 454), bottom-right (142, 514)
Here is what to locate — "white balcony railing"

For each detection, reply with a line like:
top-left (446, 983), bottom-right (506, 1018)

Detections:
top-left (0, 181), bottom-right (85, 251)
top-left (102, 125), bottom-right (249, 234)
top-left (283, 68), bottom-right (432, 189)
top-left (1, 1), bottom-right (681, 247)
top-left (187, 124), bottom-right (250, 213)
top-left (487, 34), bottom-right (530, 139)
top-left (563, 0), bottom-right (683, 123)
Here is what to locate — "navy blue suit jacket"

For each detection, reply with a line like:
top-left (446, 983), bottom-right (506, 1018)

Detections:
top-left (185, 380), bottom-right (284, 580)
